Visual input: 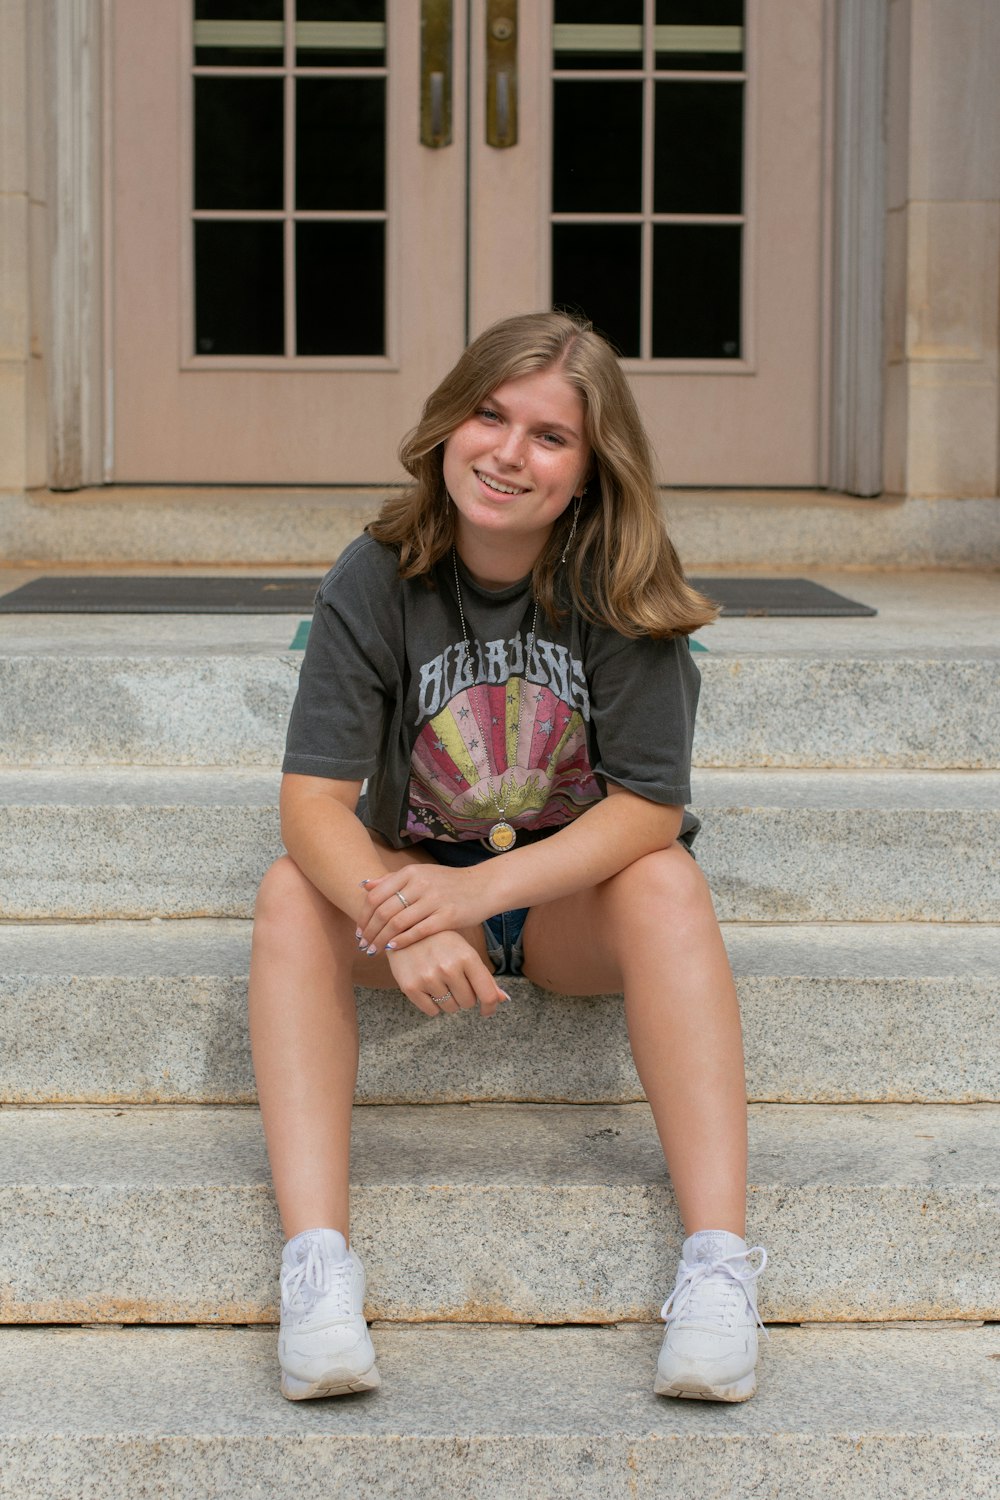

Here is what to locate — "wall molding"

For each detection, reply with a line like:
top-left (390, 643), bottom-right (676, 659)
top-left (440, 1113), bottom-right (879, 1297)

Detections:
top-left (47, 0), bottom-right (105, 489)
top-left (829, 0), bottom-right (888, 496)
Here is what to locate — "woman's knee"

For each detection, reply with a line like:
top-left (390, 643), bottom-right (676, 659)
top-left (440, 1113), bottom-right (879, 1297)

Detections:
top-left (604, 844), bottom-right (713, 932)
top-left (254, 855), bottom-right (349, 939)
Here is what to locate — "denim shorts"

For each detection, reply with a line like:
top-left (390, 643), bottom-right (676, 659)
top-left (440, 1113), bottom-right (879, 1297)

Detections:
top-left (418, 828), bottom-right (558, 978)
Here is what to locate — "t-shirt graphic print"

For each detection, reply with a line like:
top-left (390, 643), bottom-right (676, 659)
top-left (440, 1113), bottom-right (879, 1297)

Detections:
top-left (405, 629), bottom-right (602, 843)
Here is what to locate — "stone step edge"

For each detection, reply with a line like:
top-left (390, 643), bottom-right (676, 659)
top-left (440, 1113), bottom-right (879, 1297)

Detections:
top-left (5, 487), bottom-right (997, 567)
top-left (5, 765), bottom-right (1000, 800)
top-left (4, 785), bottom-right (997, 922)
top-left (4, 917), bottom-right (996, 975)
top-left (6, 653), bottom-right (997, 771)
top-left (0, 1326), bottom-right (997, 1500)
top-left (3, 1103), bottom-right (998, 1325)
top-left (3, 921), bottom-right (998, 1106)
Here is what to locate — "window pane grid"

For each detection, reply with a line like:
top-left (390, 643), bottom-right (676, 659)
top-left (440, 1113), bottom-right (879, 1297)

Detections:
top-left (553, 23), bottom-right (743, 55)
top-left (553, 213), bottom-right (744, 224)
top-left (192, 66), bottom-right (388, 76)
top-left (551, 70), bottom-right (745, 82)
top-left (550, 0), bottom-right (746, 362)
top-left (193, 209), bottom-right (388, 220)
top-left (191, 1), bottom-right (387, 359)
top-left (194, 20), bottom-right (386, 48)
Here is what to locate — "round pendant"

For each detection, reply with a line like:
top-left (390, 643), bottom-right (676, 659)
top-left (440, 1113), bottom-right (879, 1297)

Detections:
top-left (487, 820), bottom-right (517, 852)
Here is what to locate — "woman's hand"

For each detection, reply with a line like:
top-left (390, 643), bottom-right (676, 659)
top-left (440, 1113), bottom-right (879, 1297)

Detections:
top-left (386, 930), bottom-right (509, 1018)
top-left (356, 861), bottom-right (495, 953)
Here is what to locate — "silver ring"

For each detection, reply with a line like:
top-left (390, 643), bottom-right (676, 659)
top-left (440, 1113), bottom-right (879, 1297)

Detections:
top-left (432, 992), bottom-right (453, 1006)
top-left (396, 891), bottom-right (409, 908)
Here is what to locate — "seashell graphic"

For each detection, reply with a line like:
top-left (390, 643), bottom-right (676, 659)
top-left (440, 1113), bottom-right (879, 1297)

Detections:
top-left (407, 681), bottom-right (601, 842)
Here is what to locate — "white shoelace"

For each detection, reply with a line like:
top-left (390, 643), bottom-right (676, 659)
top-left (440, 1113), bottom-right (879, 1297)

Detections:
top-left (660, 1247), bottom-right (770, 1338)
top-left (281, 1240), bottom-right (354, 1316)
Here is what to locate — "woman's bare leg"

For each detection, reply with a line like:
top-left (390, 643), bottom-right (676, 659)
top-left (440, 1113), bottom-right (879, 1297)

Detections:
top-left (249, 845), bottom-right (491, 1242)
top-left (521, 844), bottom-right (747, 1236)
top-left (249, 855), bottom-right (364, 1241)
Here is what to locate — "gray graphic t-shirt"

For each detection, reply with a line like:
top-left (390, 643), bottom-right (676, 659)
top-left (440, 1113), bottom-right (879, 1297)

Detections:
top-left (282, 535), bottom-right (701, 849)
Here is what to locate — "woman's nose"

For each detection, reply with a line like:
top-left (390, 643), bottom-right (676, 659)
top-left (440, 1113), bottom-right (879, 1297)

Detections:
top-left (494, 428), bottom-right (526, 468)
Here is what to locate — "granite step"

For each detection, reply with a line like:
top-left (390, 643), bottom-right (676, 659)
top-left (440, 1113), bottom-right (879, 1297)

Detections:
top-left (1, 1323), bottom-right (997, 1500)
top-left (3, 649), bottom-right (997, 769)
top-left (2, 1102), bottom-right (997, 1324)
top-left (3, 485), bottom-right (997, 566)
top-left (2, 921), bottom-right (997, 1105)
top-left (1, 767), bottom-right (998, 922)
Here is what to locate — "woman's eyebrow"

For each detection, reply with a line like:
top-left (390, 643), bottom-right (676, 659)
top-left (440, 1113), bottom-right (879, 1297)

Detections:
top-left (484, 395), bottom-right (582, 439)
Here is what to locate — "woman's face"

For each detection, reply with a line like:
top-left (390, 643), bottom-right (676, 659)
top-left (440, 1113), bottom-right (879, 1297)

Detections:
top-left (442, 365), bottom-right (591, 568)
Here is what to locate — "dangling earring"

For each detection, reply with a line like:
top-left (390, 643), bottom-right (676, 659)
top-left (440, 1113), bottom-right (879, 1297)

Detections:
top-left (560, 489), bottom-right (584, 564)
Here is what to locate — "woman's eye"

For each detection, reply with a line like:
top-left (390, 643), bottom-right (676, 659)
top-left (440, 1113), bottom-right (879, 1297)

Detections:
top-left (477, 407), bottom-right (500, 422)
top-left (540, 432), bottom-right (564, 445)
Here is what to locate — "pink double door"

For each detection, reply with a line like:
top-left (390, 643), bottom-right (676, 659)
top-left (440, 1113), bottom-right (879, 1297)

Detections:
top-left (112, 1), bottom-right (828, 485)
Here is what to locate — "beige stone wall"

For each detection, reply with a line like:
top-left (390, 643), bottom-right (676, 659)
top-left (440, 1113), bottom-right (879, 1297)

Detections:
top-left (0, 0), bottom-right (47, 492)
top-left (885, 0), bottom-right (1000, 497)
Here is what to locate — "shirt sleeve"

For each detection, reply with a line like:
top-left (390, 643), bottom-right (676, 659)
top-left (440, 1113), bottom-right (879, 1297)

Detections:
top-left (281, 538), bottom-right (402, 781)
top-left (584, 628), bottom-right (701, 806)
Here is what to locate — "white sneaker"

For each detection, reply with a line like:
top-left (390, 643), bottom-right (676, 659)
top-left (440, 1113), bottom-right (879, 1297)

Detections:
top-left (278, 1228), bottom-right (381, 1400)
top-left (654, 1230), bottom-right (768, 1402)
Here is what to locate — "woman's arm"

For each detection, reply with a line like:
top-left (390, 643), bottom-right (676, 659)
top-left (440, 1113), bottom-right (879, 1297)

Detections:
top-left (358, 784), bottom-right (684, 951)
top-left (281, 773), bottom-right (508, 1012)
top-left (280, 773), bottom-right (390, 926)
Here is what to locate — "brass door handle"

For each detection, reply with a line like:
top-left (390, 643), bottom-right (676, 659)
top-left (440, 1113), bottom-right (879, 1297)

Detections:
top-left (421, 0), bottom-right (452, 147)
top-left (486, 2), bottom-right (517, 147)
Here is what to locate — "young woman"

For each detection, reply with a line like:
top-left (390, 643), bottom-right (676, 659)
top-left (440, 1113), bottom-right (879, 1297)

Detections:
top-left (249, 311), bottom-right (767, 1405)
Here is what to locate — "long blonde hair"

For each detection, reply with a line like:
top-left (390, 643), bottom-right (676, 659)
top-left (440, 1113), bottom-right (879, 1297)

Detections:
top-left (367, 311), bottom-right (718, 637)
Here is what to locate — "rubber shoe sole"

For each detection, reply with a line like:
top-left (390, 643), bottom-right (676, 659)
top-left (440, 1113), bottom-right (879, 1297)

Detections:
top-left (654, 1367), bottom-right (757, 1403)
top-left (281, 1358), bottom-right (381, 1401)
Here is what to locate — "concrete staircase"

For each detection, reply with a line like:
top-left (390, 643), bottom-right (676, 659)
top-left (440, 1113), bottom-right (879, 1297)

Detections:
top-left (1, 567), bottom-right (998, 1497)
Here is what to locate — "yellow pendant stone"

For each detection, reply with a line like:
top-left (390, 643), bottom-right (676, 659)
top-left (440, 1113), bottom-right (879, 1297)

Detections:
top-left (487, 820), bottom-right (516, 852)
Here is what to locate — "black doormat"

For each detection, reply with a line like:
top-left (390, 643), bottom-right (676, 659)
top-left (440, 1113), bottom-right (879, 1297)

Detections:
top-left (0, 576), bottom-right (323, 613)
top-left (690, 577), bottom-right (877, 617)
top-left (0, 574), bottom-right (876, 617)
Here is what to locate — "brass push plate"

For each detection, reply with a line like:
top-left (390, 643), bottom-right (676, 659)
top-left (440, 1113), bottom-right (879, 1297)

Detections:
top-left (486, 0), bottom-right (518, 147)
top-left (421, 0), bottom-right (453, 147)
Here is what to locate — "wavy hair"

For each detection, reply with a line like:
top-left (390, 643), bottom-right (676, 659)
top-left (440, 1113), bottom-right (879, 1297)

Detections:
top-left (366, 311), bottom-right (718, 637)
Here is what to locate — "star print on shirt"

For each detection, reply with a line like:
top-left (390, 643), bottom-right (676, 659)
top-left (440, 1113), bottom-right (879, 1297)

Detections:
top-left (457, 707), bottom-right (471, 720)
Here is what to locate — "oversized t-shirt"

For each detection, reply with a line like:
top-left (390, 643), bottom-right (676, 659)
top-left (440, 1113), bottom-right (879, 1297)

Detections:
top-left (282, 535), bottom-right (701, 849)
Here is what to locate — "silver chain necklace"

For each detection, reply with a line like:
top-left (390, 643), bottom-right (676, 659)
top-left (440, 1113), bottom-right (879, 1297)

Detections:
top-left (451, 547), bottom-right (539, 853)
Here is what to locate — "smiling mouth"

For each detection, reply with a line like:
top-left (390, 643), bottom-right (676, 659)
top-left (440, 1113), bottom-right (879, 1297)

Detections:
top-left (475, 469), bottom-right (529, 497)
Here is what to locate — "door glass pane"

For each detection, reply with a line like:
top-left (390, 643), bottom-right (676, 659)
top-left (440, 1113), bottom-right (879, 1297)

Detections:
top-left (296, 79), bottom-right (385, 209)
top-left (552, 224), bottom-right (641, 357)
top-left (553, 0), bottom-right (643, 71)
top-left (296, 0), bottom-right (387, 68)
top-left (652, 225), bottom-right (741, 357)
top-left (550, 4), bottom-right (745, 361)
top-left (191, 2), bottom-right (388, 359)
top-left (194, 0), bottom-right (284, 67)
top-left (195, 221), bottom-right (284, 354)
top-left (553, 82), bottom-right (643, 212)
top-left (296, 223), bottom-right (385, 355)
top-left (653, 81), bottom-right (743, 213)
top-left (654, 0), bottom-right (744, 72)
top-left (195, 78), bottom-right (284, 209)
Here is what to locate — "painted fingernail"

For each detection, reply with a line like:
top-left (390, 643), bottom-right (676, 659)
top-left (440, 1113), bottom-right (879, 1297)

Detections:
top-left (366, 945), bottom-right (377, 956)
top-left (358, 879), bottom-right (371, 889)
top-left (386, 942), bottom-right (397, 951)
top-left (355, 927), bottom-right (362, 938)
top-left (498, 990), bottom-right (512, 1002)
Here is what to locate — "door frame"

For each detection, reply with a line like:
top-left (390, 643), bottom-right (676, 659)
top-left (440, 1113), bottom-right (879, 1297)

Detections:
top-left (46, 0), bottom-right (887, 495)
